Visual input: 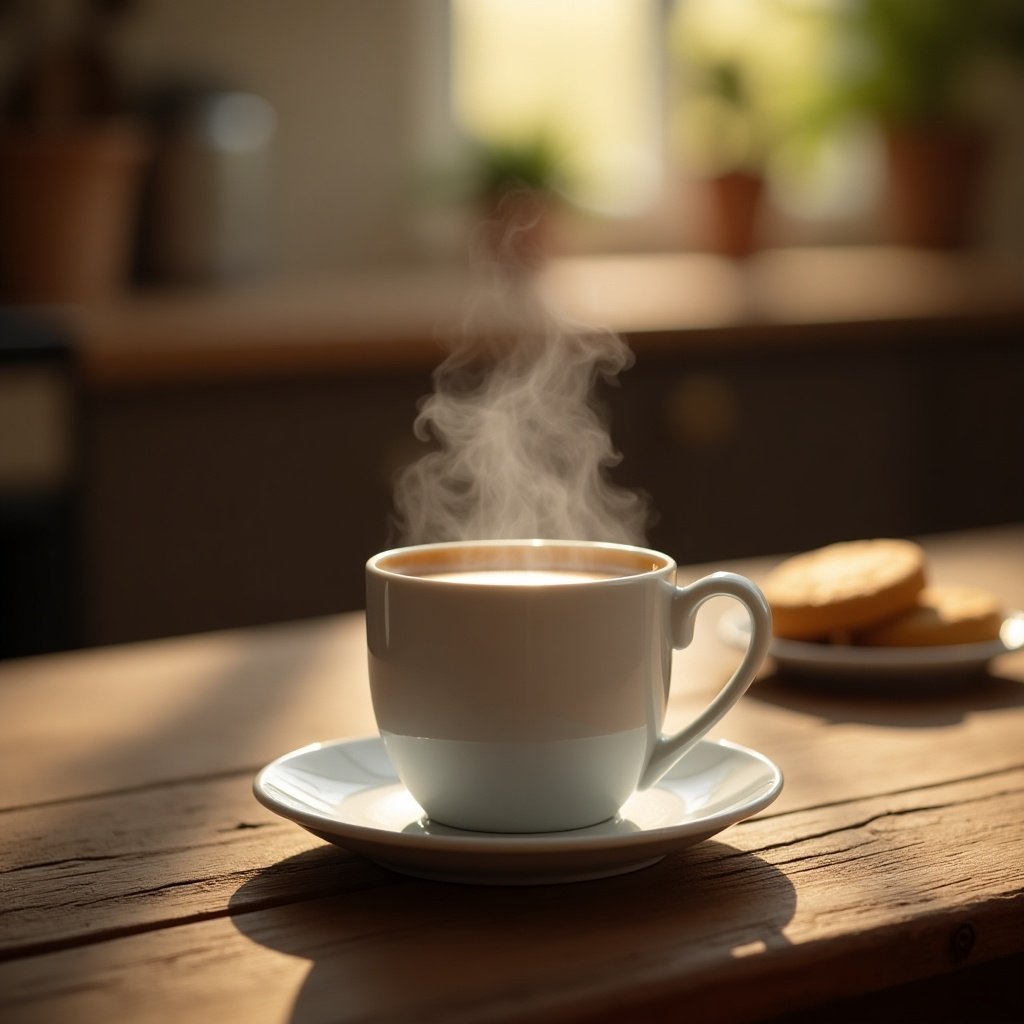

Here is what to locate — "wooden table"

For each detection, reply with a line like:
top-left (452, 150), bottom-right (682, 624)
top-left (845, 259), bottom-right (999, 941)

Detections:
top-left (2, 526), bottom-right (1023, 1023)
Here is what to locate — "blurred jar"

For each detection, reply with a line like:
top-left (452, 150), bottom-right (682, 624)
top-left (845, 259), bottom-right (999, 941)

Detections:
top-left (0, 0), bottom-right (148, 304)
top-left (0, 121), bottom-right (148, 303)
top-left (144, 90), bottom-right (276, 285)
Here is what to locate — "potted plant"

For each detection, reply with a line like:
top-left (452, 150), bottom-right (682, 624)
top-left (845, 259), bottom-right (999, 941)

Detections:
top-left (819, 0), bottom-right (1024, 247)
top-left (669, 0), bottom-right (818, 259)
top-left (465, 133), bottom-right (567, 270)
top-left (0, 0), bottom-right (148, 303)
top-left (675, 57), bottom-right (771, 259)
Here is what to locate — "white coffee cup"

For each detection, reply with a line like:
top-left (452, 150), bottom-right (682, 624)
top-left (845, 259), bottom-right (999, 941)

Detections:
top-left (365, 539), bottom-right (771, 833)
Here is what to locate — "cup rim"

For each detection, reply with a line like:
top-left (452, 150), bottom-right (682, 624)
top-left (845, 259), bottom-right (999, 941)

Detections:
top-left (367, 538), bottom-right (675, 584)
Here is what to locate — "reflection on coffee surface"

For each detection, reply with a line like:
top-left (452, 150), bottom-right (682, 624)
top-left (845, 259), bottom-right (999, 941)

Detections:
top-left (420, 569), bottom-right (628, 585)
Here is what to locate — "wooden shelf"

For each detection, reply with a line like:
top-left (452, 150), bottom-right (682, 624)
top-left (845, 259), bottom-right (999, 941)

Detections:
top-left (42, 246), bottom-right (1024, 389)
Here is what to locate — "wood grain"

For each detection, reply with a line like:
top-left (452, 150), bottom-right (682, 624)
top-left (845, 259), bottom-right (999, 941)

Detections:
top-left (0, 615), bottom-right (376, 810)
top-left (1, 769), bottom-right (1020, 1023)
top-left (1, 525), bottom-right (1022, 1023)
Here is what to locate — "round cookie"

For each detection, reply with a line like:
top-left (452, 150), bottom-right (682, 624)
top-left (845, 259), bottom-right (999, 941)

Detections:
top-left (857, 584), bottom-right (1004, 647)
top-left (763, 539), bottom-right (926, 641)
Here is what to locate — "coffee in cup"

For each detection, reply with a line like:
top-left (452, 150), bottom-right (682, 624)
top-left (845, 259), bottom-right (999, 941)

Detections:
top-left (366, 539), bottom-right (770, 833)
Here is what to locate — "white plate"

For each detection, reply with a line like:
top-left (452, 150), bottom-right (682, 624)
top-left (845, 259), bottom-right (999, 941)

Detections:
top-left (719, 608), bottom-right (1024, 679)
top-left (253, 736), bottom-right (783, 885)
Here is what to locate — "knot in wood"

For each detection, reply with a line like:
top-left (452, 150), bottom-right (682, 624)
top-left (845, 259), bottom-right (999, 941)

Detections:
top-left (949, 922), bottom-right (976, 963)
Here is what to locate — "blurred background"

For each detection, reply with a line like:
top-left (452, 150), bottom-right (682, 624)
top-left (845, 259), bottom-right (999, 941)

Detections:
top-left (1, 0), bottom-right (1022, 658)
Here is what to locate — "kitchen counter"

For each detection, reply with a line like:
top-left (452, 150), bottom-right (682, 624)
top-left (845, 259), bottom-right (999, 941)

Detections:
top-left (59, 247), bottom-right (1024, 389)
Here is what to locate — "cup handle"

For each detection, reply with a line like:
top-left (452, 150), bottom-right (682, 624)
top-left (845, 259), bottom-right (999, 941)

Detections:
top-left (638, 572), bottom-right (772, 789)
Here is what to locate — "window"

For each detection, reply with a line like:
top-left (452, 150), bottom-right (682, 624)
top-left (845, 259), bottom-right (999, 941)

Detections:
top-left (448, 0), bottom-right (881, 250)
top-left (450, 0), bottom-right (663, 216)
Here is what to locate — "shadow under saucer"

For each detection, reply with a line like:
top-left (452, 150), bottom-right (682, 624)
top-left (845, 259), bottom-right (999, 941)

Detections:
top-left (228, 839), bottom-right (798, 1024)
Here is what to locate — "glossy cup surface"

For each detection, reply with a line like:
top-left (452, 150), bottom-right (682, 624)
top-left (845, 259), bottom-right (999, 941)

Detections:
top-left (366, 539), bottom-right (766, 833)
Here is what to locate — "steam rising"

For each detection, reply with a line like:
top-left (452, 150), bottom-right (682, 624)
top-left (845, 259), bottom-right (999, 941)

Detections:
top-left (393, 271), bottom-right (649, 546)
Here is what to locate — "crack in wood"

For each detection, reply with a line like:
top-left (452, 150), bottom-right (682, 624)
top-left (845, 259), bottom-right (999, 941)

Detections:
top-left (6, 867), bottom-right (258, 917)
top-left (3, 829), bottom-right (293, 881)
top-left (0, 766), bottom-right (263, 816)
top-left (0, 853), bottom-right (123, 875)
top-left (77, 868), bottom-right (258, 907)
top-left (746, 763), bottom-right (1024, 823)
top-left (0, 874), bottom-right (408, 964)
top-left (779, 839), bottom-right (928, 876)
top-left (751, 786), bottom-right (1021, 856)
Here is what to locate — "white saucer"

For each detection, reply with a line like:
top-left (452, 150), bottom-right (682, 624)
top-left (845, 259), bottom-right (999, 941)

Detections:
top-left (719, 607), bottom-right (1024, 681)
top-left (253, 736), bottom-right (783, 885)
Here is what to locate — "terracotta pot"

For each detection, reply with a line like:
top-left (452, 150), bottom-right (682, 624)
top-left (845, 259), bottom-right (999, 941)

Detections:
top-left (704, 171), bottom-right (764, 260)
top-left (0, 123), bottom-right (148, 304)
top-left (883, 127), bottom-right (989, 249)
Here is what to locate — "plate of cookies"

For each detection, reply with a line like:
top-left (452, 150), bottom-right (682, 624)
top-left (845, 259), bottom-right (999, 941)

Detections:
top-left (719, 539), bottom-right (1024, 678)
